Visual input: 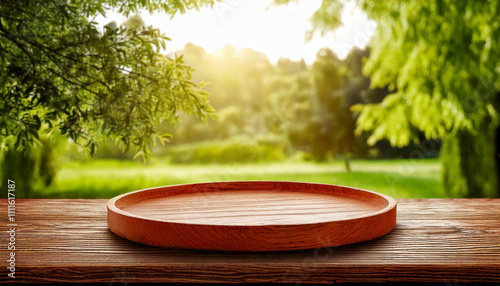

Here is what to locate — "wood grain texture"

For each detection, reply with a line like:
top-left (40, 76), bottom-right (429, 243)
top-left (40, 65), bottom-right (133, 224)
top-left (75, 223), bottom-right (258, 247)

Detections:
top-left (108, 181), bottom-right (397, 251)
top-left (1, 198), bottom-right (500, 284)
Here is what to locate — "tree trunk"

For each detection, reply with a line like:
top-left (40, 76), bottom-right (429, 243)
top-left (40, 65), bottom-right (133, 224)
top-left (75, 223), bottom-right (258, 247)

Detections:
top-left (440, 117), bottom-right (498, 198)
top-left (344, 152), bottom-right (351, 173)
top-left (1, 139), bottom-right (58, 199)
top-left (1, 148), bottom-right (35, 198)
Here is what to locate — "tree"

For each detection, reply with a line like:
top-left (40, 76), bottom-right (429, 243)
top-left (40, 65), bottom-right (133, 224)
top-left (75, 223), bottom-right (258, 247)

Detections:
top-left (263, 61), bottom-right (318, 158)
top-left (0, 0), bottom-right (216, 159)
top-left (311, 48), bottom-right (355, 170)
top-left (0, 134), bottom-right (59, 198)
top-left (282, 0), bottom-right (500, 197)
top-left (262, 52), bottom-right (361, 169)
top-left (169, 43), bottom-right (273, 143)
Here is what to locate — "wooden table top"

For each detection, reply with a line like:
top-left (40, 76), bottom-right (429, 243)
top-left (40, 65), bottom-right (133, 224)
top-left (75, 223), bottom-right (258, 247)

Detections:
top-left (1, 198), bottom-right (499, 284)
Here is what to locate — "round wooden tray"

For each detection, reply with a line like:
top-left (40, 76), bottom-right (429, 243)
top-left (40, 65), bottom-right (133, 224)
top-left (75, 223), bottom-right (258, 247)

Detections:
top-left (107, 181), bottom-right (397, 251)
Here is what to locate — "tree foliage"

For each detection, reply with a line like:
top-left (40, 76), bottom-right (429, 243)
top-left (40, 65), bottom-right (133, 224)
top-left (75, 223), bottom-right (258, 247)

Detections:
top-left (288, 0), bottom-right (500, 196)
top-left (0, 0), bottom-right (216, 158)
top-left (288, 0), bottom-right (499, 146)
top-left (168, 44), bottom-right (273, 143)
top-left (261, 48), bottom-right (384, 167)
top-left (357, 1), bottom-right (499, 147)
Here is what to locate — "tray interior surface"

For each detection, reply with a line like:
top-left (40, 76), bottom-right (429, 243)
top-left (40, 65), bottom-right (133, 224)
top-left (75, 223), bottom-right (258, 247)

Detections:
top-left (120, 189), bottom-right (388, 226)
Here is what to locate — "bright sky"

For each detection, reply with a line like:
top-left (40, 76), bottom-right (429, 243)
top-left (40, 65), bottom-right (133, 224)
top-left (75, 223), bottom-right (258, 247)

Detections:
top-left (96, 0), bottom-right (376, 64)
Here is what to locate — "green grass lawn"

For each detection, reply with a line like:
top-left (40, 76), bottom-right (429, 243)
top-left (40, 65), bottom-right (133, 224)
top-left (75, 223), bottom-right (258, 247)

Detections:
top-left (34, 158), bottom-right (443, 199)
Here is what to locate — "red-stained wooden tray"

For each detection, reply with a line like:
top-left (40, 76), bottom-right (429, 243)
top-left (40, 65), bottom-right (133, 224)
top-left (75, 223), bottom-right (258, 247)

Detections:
top-left (107, 181), bottom-right (397, 251)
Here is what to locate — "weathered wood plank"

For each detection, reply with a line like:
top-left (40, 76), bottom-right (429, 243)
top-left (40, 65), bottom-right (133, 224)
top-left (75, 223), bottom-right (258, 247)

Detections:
top-left (1, 199), bottom-right (500, 284)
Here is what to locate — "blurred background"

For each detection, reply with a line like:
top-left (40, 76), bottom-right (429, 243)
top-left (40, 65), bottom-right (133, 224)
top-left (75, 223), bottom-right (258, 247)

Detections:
top-left (1, 0), bottom-right (498, 199)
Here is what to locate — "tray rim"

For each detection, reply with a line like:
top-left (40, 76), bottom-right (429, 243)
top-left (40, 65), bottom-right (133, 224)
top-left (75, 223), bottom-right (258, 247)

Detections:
top-left (107, 180), bottom-right (397, 227)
